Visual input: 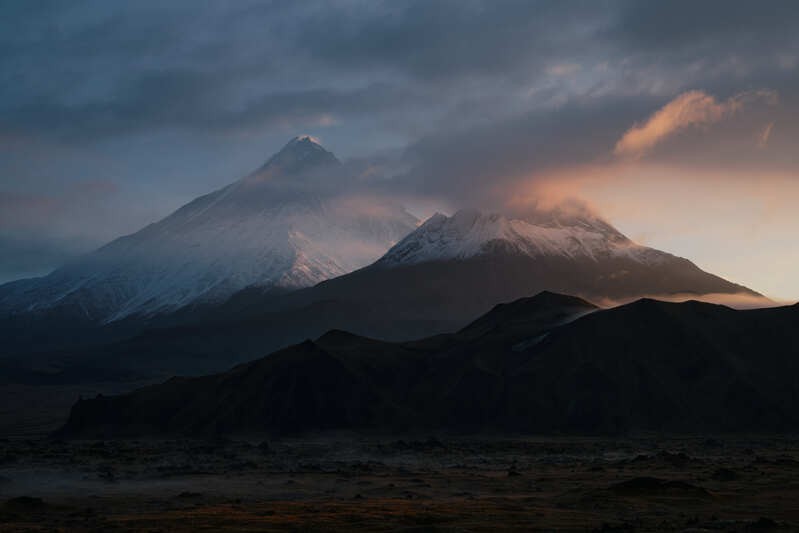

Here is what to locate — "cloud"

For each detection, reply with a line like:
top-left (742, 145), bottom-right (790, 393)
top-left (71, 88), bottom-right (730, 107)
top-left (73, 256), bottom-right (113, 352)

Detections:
top-left (0, 191), bottom-right (62, 231)
top-left (758, 121), bottom-right (775, 148)
top-left (2, 0), bottom-right (799, 292)
top-left (0, 235), bottom-right (82, 283)
top-left (614, 90), bottom-right (777, 157)
top-left (0, 1), bottom-right (795, 150)
top-left (615, 0), bottom-right (799, 52)
top-left (0, 178), bottom-right (135, 282)
top-left (596, 292), bottom-right (780, 310)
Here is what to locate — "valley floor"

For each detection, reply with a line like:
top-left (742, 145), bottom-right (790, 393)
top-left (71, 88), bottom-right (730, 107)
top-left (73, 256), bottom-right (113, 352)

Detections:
top-left (1, 435), bottom-right (798, 532)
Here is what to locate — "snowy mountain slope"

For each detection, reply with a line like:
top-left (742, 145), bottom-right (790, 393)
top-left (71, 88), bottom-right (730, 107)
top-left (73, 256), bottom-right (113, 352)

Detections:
top-left (274, 208), bottom-right (765, 333)
top-left (0, 205), bottom-right (767, 378)
top-left (0, 137), bottom-right (418, 323)
top-left (378, 208), bottom-right (669, 267)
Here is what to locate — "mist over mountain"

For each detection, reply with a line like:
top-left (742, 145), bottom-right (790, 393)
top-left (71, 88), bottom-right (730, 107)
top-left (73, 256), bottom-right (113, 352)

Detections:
top-left (9, 204), bottom-right (760, 382)
top-left (0, 132), bottom-right (770, 386)
top-left (5, 5), bottom-right (799, 530)
top-left (0, 137), bottom-right (418, 324)
top-left (243, 207), bottom-right (764, 327)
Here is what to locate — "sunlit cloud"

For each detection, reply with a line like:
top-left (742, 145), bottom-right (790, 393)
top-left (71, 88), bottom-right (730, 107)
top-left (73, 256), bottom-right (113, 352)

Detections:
top-left (758, 121), bottom-right (775, 148)
top-left (614, 90), bottom-right (777, 158)
top-left (2, 1), bottom-right (799, 300)
top-left (497, 157), bottom-right (799, 303)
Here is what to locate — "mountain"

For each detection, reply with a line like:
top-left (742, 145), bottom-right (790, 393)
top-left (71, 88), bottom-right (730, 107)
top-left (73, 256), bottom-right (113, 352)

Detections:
top-left (10, 206), bottom-right (760, 380)
top-left (377, 208), bottom-right (650, 266)
top-left (56, 293), bottom-right (799, 438)
top-left (240, 207), bottom-right (763, 326)
top-left (0, 201), bottom-right (765, 381)
top-left (375, 207), bottom-right (757, 297)
top-left (0, 136), bottom-right (418, 326)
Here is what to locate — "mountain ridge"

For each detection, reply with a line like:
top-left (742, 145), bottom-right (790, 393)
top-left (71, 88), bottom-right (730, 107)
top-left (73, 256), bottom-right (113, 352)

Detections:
top-left (56, 292), bottom-right (799, 438)
top-left (254, 208), bottom-right (762, 325)
top-left (0, 137), bottom-right (418, 324)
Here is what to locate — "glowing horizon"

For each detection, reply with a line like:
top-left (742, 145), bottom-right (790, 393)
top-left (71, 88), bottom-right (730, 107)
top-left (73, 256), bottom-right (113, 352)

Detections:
top-left (1, 2), bottom-right (798, 302)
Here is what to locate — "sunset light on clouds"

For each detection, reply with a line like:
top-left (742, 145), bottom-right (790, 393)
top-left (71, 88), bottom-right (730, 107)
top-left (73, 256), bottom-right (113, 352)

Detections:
top-left (613, 90), bottom-right (777, 158)
top-left (4, 5), bottom-right (799, 528)
top-left (1, 1), bottom-right (798, 302)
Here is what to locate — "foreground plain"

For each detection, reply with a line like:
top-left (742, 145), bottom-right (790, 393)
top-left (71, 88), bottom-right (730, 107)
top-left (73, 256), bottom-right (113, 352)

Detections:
top-left (1, 435), bottom-right (798, 531)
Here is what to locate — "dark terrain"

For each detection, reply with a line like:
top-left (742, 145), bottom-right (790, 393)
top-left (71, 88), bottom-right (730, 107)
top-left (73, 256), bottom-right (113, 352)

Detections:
top-left (58, 292), bottom-right (799, 438)
top-left (3, 293), bottom-right (799, 531)
top-left (1, 435), bottom-right (798, 532)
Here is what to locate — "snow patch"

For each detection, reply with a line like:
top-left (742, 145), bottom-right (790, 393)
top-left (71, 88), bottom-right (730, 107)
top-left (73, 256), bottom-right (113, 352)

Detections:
top-left (379, 209), bottom-right (671, 267)
top-left (0, 138), bottom-right (418, 322)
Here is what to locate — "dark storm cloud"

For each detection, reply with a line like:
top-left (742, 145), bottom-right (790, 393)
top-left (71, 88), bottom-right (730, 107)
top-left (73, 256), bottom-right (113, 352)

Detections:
top-left (615, 0), bottom-right (799, 50)
top-left (395, 97), bottom-right (648, 199)
top-left (284, 0), bottom-right (614, 80)
top-left (0, 2), bottom-right (425, 140)
top-left (362, 0), bottom-right (799, 206)
top-left (388, 88), bottom-right (787, 208)
top-left (1, 0), bottom-right (795, 142)
top-left (0, 1), bottom-right (612, 141)
top-left (4, 71), bottom-right (416, 139)
top-left (1, 0), bottom-right (798, 280)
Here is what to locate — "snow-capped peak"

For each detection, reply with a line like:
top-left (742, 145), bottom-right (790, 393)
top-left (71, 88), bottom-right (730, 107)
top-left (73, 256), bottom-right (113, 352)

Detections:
top-left (289, 134), bottom-right (324, 147)
top-left (377, 208), bottom-right (666, 267)
top-left (256, 136), bottom-right (340, 177)
top-left (0, 137), bottom-right (417, 322)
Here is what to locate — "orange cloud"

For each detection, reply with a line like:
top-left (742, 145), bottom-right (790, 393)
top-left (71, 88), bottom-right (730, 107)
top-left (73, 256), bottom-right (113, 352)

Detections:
top-left (758, 121), bottom-right (775, 148)
top-left (614, 90), bottom-right (776, 158)
top-left (502, 160), bottom-right (799, 302)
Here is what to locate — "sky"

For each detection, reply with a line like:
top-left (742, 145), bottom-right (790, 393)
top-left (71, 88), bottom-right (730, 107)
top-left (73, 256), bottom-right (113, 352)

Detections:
top-left (1, 0), bottom-right (798, 300)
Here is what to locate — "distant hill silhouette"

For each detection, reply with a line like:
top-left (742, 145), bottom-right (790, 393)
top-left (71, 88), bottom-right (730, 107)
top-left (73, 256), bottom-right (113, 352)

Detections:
top-left (57, 293), bottom-right (799, 437)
